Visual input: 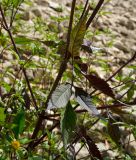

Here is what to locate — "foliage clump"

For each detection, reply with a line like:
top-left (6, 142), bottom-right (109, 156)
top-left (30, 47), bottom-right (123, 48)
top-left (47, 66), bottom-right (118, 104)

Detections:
top-left (0, 0), bottom-right (136, 159)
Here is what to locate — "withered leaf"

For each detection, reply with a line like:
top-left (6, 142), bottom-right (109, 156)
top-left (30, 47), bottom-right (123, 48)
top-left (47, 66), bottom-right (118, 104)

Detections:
top-left (85, 74), bottom-right (115, 98)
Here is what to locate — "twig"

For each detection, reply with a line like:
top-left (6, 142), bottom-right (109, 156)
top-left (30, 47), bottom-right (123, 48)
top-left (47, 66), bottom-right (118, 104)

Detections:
top-left (90, 52), bottom-right (136, 96)
top-left (27, 0), bottom-right (77, 150)
top-left (0, 4), bottom-right (38, 111)
top-left (28, 99), bottom-right (136, 150)
top-left (106, 52), bottom-right (136, 82)
top-left (86, 0), bottom-right (104, 29)
top-left (80, 0), bottom-right (89, 19)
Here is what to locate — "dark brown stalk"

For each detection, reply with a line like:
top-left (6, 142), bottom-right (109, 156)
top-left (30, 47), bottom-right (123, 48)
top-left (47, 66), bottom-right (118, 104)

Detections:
top-left (86, 0), bottom-right (104, 29)
top-left (28, 0), bottom-right (112, 149)
top-left (80, 0), bottom-right (89, 19)
top-left (27, 0), bottom-right (77, 150)
top-left (106, 52), bottom-right (136, 81)
top-left (29, 100), bottom-right (136, 150)
top-left (32, 122), bottom-right (59, 149)
top-left (0, 4), bottom-right (38, 111)
top-left (90, 52), bottom-right (136, 96)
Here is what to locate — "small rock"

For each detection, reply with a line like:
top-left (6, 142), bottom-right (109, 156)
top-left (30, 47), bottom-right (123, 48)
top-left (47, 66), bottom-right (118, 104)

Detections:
top-left (49, 1), bottom-right (62, 12)
top-left (127, 20), bottom-right (135, 30)
top-left (35, 0), bottom-right (49, 6)
top-left (22, 11), bottom-right (30, 21)
top-left (118, 17), bottom-right (128, 26)
top-left (31, 8), bottom-right (42, 17)
top-left (119, 27), bottom-right (129, 36)
top-left (120, 1), bottom-right (129, 8)
top-left (114, 41), bottom-right (129, 53)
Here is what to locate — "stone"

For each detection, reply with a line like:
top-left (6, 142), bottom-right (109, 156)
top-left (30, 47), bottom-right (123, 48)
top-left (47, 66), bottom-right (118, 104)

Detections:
top-left (31, 8), bottom-right (42, 17)
top-left (114, 41), bottom-right (129, 53)
top-left (22, 11), bottom-right (30, 21)
top-left (118, 17), bottom-right (128, 26)
top-left (119, 27), bottom-right (129, 37)
top-left (35, 0), bottom-right (49, 6)
top-left (49, 1), bottom-right (62, 12)
top-left (127, 20), bottom-right (135, 30)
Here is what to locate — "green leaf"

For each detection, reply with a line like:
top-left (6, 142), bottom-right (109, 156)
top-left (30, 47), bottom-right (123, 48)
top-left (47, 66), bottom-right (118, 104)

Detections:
top-left (14, 36), bottom-right (34, 45)
top-left (61, 101), bottom-right (77, 147)
top-left (12, 0), bottom-right (23, 7)
top-left (75, 87), bottom-right (100, 116)
top-left (69, 10), bottom-right (88, 57)
top-left (0, 107), bottom-right (6, 124)
top-left (107, 117), bottom-right (121, 145)
top-left (47, 84), bottom-right (72, 109)
top-left (127, 84), bottom-right (135, 102)
top-left (132, 127), bottom-right (136, 140)
top-left (28, 156), bottom-right (43, 160)
top-left (12, 109), bottom-right (25, 139)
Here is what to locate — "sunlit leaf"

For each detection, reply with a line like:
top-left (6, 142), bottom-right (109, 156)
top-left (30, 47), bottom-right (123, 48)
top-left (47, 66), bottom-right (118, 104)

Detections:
top-left (107, 117), bottom-right (121, 145)
top-left (127, 84), bottom-right (135, 102)
top-left (12, 109), bottom-right (25, 139)
top-left (14, 36), bottom-right (34, 45)
top-left (61, 101), bottom-right (77, 147)
top-left (69, 10), bottom-right (89, 57)
top-left (75, 87), bottom-right (100, 116)
top-left (0, 107), bottom-right (6, 124)
top-left (47, 84), bottom-right (72, 109)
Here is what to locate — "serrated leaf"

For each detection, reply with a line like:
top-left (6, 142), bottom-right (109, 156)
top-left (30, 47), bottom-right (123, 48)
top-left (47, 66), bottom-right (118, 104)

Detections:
top-left (75, 87), bottom-right (100, 116)
top-left (47, 84), bottom-right (72, 109)
top-left (0, 107), bottom-right (6, 123)
top-left (61, 101), bottom-right (77, 147)
top-left (84, 135), bottom-right (103, 160)
top-left (69, 10), bottom-right (88, 57)
top-left (85, 74), bottom-right (115, 98)
top-left (78, 126), bottom-right (103, 159)
top-left (12, 109), bottom-right (25, 139)
top-left (127, 84), bottom-right (135, 102)
top-left (107, 117), bottom-right (121, 145)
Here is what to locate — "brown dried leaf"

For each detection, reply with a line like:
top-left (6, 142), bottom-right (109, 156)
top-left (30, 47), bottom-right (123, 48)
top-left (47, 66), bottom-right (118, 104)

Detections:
top-left (85, 135), bottom-right (103, 160)
top-left (79, 126), bottom-right (103, 160)
top-left (85, 74), bottom-right (115, 98)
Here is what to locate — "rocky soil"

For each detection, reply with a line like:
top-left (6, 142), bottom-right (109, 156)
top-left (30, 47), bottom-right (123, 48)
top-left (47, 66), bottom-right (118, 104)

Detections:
top-left (1, 0), bottom-right (136, 159)
top-left (30, 0), bottom-right (136, 55)
top-left (18, 0), bottom-right (136, 79)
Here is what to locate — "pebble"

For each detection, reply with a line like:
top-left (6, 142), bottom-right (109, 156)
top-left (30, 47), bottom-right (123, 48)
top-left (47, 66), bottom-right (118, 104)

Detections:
top-left (49, 1), bottom-right (62, 12)
top-left (126, 20), bottom-right (135, 30)
top-left (35, 0), bottom-right (49, 6)
top-left (114, 41), bottom-right (129, 53)
top-left (31, 7), bottom-right (42, 17)
top-left (22, 11), bottom-right (30, 21)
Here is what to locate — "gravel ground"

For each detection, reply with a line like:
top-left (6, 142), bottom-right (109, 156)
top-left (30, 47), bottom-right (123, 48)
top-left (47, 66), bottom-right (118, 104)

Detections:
top-left (1, 0), bottom-right (136, 159)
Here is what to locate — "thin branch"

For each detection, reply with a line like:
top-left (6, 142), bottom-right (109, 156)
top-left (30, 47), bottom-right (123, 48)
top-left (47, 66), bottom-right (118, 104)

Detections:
top-left (27, 0), bottom-right (77, 150)
top-left (106, 52), bottom-right (136, 82)
top-left (86, 0), bottom-right (104, 29)
top-left (90, 52), bottom-right (136, 96)
top-left (0, 4), bottom-right (38, 110)
top-left (80, 0), bottom-right (89, 19)
top-left (27, 100), bottom-right (136, 150)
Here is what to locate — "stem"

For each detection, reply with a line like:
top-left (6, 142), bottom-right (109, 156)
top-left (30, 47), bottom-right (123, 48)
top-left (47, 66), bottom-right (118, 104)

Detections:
top-left (86, 0), bottom-right (104, 29)
top-left (80, 0), bottom-right (89, 19)
top-left (106, 52), bottom-right (136, 81)
top-left (0, 4), bottom-right (38, 110)
top-left (90, 52), bottom-right (136, 96)
top-left (27, 0), bottom-right (77, 150)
